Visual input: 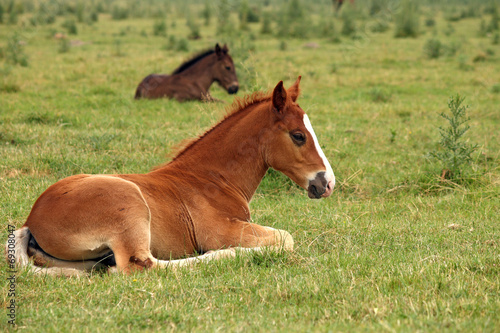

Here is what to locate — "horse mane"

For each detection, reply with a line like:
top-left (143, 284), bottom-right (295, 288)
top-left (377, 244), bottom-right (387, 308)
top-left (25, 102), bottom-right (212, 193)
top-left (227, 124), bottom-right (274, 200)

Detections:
top-left (171, 49), bottom-right (215, 75)
top-left (165, 91), bottom-right (272, 163)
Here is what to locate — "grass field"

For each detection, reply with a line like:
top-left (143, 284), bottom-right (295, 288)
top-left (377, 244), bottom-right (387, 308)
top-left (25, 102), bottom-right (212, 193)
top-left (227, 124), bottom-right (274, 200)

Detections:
top-left (1, 0), bottom-right (499, 331)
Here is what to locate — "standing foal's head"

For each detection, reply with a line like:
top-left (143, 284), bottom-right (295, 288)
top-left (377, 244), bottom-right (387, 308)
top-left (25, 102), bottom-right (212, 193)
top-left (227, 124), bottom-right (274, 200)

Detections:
top-left (211, 44), bottom-right (239, 95)
top-left (263, 77), bottom-right (335, 199)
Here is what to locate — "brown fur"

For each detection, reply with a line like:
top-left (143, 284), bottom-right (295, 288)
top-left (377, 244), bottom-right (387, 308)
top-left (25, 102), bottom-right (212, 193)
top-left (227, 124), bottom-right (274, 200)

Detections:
top-left (134, 44), bottom-right (239, 101)
top-left (9, 77), bottom-right (334, 275)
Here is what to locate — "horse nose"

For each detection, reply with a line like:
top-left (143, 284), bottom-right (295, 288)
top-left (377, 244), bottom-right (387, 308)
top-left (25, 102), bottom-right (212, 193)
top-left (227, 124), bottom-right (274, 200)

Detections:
top-left (307, 172), bottom-right (334, 199)
top-left (228, 84), bottom-right (239, 94)
top-left (307, 172), bottom-right (327, 199)
top-left (322, 179), bottom-right (334, 198)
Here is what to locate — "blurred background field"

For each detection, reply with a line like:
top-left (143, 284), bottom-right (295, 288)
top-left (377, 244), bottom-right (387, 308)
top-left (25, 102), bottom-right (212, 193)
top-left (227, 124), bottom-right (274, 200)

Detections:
top-left (0, 0), bottom-right (499, 331)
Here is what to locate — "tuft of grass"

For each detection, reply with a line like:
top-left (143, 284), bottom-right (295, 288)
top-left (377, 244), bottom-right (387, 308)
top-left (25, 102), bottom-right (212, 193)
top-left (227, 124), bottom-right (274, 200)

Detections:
top-left (368, 87), bottom-right (392, 103)
top-left (491, 83), bottom-right (500, 94)
top-left (58, 38), bottom-right (70, 53)
top-left (0, 82), bottom-right (20, 93)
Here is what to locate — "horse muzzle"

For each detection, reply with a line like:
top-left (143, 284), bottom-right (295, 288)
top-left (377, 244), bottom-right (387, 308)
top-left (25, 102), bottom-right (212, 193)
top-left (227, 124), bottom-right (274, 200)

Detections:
top-left (227, 84), bottom-right (239, 94)
top-left (307, 171), bottom-right (334, 199)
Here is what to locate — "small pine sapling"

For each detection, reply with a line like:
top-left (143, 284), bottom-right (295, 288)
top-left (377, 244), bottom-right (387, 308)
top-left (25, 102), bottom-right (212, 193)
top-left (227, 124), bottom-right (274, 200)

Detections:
top-left (429, 95), bottom-right (478, 180)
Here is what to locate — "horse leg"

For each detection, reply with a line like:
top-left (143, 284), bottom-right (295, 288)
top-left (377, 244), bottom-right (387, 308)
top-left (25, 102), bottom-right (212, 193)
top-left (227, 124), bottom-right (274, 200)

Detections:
top-left (107, 218), bottom-right (156, 274)
top-left (198, 220), bottom-right (294, 253)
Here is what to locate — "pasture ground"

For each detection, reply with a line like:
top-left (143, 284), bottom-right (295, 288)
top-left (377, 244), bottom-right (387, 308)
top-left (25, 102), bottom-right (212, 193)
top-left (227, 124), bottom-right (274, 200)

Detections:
top-left (0, 2), bottom-right (499, 332)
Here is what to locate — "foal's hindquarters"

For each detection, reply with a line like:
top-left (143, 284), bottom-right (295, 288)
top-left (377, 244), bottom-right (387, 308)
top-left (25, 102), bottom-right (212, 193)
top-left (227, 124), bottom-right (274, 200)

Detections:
top-left (25, 173), bottom-right (293, 274)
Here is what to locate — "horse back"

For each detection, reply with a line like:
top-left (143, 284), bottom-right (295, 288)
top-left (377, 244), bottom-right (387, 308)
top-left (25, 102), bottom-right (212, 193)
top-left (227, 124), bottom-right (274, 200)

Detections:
top-left (135, 74), bottom-right (170, 99)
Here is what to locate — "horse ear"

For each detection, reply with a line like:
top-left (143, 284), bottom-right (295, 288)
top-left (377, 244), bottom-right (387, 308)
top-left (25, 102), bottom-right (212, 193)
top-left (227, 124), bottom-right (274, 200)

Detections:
top-left (272, 81), bottom-right (287, 117)
top-left (215, 43), bottom-right (222, 57)
top-left (222, 44), bottom-right (228, 54)
top-left (288, 76), bottom-right (301, 102)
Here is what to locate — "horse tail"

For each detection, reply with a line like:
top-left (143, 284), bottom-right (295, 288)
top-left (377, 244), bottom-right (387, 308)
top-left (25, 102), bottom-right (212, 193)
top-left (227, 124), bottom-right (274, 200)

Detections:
top-left (6, 226), bottom-right (103, 277)
top-left (7, 226), bottom-right (31, 268)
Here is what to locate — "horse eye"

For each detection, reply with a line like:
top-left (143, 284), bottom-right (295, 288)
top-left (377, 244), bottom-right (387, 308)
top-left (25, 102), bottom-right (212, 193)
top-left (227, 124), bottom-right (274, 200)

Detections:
top-left (225, 66), bottom-right (231, 71)
top-left (290, 132), bottom-right (306, 146)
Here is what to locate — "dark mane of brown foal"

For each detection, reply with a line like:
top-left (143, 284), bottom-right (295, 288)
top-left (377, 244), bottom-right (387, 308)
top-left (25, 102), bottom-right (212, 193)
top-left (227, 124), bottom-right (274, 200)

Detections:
top-left (159, 91), bottom-right (272, 166)
top-left (171, 49), bottom-right (215, 75)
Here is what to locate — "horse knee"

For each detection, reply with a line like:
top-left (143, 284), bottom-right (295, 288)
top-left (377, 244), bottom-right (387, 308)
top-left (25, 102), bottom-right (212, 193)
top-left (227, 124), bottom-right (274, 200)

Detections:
top-left (112, 244), bottom-right (154, 274)
top-left (115, 254), bottom-right (154, 274)
top-left (129, 255), bottom-right (154, 270)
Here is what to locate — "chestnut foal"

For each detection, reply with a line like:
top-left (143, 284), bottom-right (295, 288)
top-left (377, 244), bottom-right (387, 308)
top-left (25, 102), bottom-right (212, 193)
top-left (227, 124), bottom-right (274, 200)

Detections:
top-left (9, 77), bottom-right (334, 276)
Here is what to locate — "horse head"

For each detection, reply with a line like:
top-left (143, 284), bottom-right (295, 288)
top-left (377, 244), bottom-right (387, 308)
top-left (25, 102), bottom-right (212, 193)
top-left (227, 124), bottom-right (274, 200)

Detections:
top-left (213, 44), bottom-right (239, 95)
top-left (263, 77), bottom-right (335, 199)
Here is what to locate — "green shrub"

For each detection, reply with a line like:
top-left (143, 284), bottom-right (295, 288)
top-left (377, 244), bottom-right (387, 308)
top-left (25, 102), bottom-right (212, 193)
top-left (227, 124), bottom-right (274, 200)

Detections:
top-left (423, 38), bottom-right (443, 59)
top-left (275, 0), bottom-right (312, 39)
top-left (247, 6), bottom-right (260, 23)
top-left (111, 5), bottom-right (129, 20)
top-left (445, 40), bottom-right (461, 56)
top-left (153, 20), bottom-right (167, 36)
top-left (444, 22), bottom-right (455, 36)
top-left (394, 0), bottom-right (419, 38)
top-left (90, 11), bottom-right (99, 23)
top-left (493, 32), bottom-right (500, 45)
top-left (445, 10), bottom-right (462, 22)
top-left (239, 0), bottom-right (249, 31)
top-left (187, 19), bottom-right (201, 40)
top-left (6, 32), bottom-right (28, 67)
top-left (478, 19), bottom-right (487, 37)
top-left (216, 0), bottom-right (231, 35)
top-left (62, 19), bottom-right (78, 35)
top-left (425, 17), bottom-right (436, 27)
top-left (487, 6), bottom-right (499, 32)
top-left (369, 0), bottom-right (387, 16)
top-left (202, 1), bottom-right (211, 26)
top-left (176, 38), bottom-right (189, 52)
top-left (341, 10), bottom-right (356, 36)
top-left (429, 94), bottom-right (478, 180)
top-left (8, 8), bottom-right (18, 24)
top-left (261, 12), bottom-right (272, 34)
top-left (314, 15), bottom-right (332, 38)
top-left (370, 20), bottom-right (389, 33)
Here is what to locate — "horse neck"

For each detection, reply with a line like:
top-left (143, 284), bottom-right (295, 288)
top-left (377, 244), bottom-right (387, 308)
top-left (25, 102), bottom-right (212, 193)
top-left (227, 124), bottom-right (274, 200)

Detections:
top-left (177, 55), bottom-right (217, 92)
top-left (158, 103), bottom-right (271, 202)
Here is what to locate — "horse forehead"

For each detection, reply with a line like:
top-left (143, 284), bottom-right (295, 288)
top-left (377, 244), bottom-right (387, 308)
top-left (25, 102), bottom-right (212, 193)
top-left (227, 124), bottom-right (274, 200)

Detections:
top-left (224, 54), bottom-right (235, 64)
top-left (284, 105), bottom-right (306, 127)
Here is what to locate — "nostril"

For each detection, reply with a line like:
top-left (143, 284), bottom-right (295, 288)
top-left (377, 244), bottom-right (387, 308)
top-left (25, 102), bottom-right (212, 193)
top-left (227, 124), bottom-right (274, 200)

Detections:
top-left (311, 185), bottom-right (317, 194)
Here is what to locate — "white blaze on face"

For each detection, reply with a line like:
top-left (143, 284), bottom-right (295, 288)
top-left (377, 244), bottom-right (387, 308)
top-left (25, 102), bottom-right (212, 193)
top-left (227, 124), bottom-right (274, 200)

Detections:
top-left (303, 114), bottom-right (335, 187)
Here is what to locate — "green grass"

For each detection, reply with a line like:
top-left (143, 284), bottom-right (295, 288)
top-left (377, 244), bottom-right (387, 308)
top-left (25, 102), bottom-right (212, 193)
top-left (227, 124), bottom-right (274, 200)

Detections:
top-left (1, 1), bottom-right (499, 332)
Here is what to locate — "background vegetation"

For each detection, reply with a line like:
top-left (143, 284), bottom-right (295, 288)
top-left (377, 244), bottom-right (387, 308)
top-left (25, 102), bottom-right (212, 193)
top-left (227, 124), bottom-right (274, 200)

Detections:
top-left (0, 0), bottom-right (499, 331)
